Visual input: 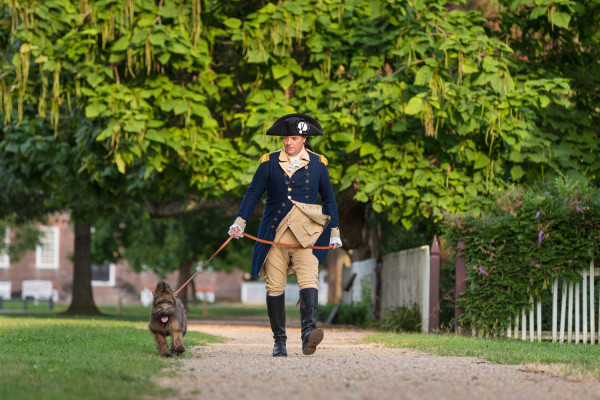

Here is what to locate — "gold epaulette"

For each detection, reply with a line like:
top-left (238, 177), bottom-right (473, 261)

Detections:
top-left (259, 153), bottom-right (270, 163)
top-left (307, 149), bottom-right (328, 165)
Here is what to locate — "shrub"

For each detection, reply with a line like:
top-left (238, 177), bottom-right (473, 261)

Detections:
top-left (443, 176), bottom-right (600, 335)
top-left (378, 304), bottom-right (421, 333)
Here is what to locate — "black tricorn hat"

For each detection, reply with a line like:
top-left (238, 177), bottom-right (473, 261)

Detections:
top-left (266, 113), bottom-right (323, 136)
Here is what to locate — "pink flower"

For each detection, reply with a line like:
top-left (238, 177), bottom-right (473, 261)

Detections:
top-left (535, 211), bottom-right (540, 219)
top-left (538, 231), bottom-right (543, 245)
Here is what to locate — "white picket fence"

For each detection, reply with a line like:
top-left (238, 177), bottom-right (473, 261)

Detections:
top-left (507, 259), bottom-right (599, 343)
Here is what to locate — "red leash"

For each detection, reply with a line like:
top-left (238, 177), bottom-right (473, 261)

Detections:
top-left (174, 233), bottom-right (333, 295)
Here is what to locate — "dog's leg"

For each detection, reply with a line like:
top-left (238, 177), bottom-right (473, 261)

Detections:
top-left (171, 331), bottom-right (185, 355)
top-left (153, 333), bottom-right (171, 357)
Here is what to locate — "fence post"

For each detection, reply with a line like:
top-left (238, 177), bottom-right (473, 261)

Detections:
top-left (429, 235), bottom-right (440, 333)
top-left (455, 239), bottom-right (466, 335)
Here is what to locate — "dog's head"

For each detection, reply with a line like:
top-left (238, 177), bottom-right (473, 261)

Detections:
top-left (152, 281), bottom-right (177, 324)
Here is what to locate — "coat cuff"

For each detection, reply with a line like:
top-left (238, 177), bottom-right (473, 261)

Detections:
top-left (330, 227), bottom-right (340, 239)
top-left (233, 217), bottom-right (247, 231)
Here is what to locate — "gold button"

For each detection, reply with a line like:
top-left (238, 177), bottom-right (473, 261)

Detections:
top-left (274, 218), bottom-right (278, 221)
top-left (286, 181), bottom-right (289, 184)
top-left (271, 225), bottom-right (275, 228)
top-left (305, 166), bottom-right (308, 169)
top-left (278, 210), bottom-right (281, 214)
top-left (281, 203), bottom-right (285, 207)
top-left (306, 173), bottom-right (309, 176)
top-left (288, 188), bottom-right (291, 191)
top-left (305, 188), bottom-right (309, 191)
top-left (306, 180), bottom-right (309, 183)
top-left (305, 195), bottom-right (309, 199)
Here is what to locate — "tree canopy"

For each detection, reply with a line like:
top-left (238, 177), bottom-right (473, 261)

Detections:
top-left (1, 0), bottom-right (598, 237)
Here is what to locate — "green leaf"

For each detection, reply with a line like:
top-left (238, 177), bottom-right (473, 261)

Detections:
top-left (85, 103), bottom-right (106, 118)
top-left (115, 153), bottom-right (126, 174)
top-left (473, 153), bottom-right (489, 170)
top-left (157, 3), bottom-right (179, 18)
top-left (552, 12), bottom-right (571, 29)
top-left (510, 165), bottom-right (525, 181)
top-left (414, 66), bottom-right (433, 86)
top-left (404, 97), bottom-right (423, 115)
top-left (359, 143), bottom-right (378, 157)
top-left (112, 36), bottom-right (129, 52)
top-left (223, 18), bottom-right (242, 29)
top-left (272, 65), bottom-right (289, 80)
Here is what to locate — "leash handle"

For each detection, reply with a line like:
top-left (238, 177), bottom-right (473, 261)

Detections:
top-left (242, 232), bottom-right (333, 250)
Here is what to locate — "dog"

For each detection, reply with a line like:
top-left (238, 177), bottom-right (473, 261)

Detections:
top-left (148, 281), bottom-right (187, 357)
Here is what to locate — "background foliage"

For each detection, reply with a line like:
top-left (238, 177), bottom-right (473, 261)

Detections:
top-left (1, 0), bottom-right (600, 284)
top-left (443, 177), bottom-right (600, 334)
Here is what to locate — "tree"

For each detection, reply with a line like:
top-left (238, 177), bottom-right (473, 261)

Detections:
top-left (1, 0), bottom-right (596, 313)
top-left (91, 206), bottom-right (258, 308)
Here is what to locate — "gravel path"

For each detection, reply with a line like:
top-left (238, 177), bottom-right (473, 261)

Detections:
top-left (157, 322), bottom-right (600, 400)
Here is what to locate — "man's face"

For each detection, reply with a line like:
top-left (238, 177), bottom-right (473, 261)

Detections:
top-left (283, 135), bottom-right (306, 157)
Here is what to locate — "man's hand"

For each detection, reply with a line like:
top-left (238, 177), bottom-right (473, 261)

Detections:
top-left (229, 225), bottom-right (244, 238)
top-left (331, 243), bottom-right (340, 249)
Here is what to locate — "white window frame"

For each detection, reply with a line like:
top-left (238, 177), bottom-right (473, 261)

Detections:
top-left (0, 228), bottom-right (9, 268)
top-left (92, 263), bottom-right (116, 287)
top-left (36, 226), bottom-right (60, 269)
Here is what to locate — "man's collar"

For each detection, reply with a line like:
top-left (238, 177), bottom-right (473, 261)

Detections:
top-left (279, 147), bottom-right (309, 162)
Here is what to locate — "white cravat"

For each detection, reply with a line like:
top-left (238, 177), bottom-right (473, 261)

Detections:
top-left (286, 149), bottom-right (304, 172)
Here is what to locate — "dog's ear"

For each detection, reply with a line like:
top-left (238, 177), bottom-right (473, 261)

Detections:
top-left (163, 282), bottom-right (174, 294)
top-left (154, 280), bottom-right (166, 294)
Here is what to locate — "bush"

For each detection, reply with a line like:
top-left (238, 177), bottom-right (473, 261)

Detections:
top-left (378, 305), bottom-right (421, 333)
top-left (443, 176), bottom-right (600, 335)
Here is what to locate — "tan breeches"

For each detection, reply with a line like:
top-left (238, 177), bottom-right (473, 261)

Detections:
top-left (263, 228), bottom-right (319, 295)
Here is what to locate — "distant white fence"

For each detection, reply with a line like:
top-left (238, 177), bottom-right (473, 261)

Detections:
top-left (341, 259), bottom-right (376, 305)
top-left (381, 245), bottom-right (431, 334)
top-left (507, 260), bottom-right (600, 343)
top-left (241, 271), bottom-right (328, 305)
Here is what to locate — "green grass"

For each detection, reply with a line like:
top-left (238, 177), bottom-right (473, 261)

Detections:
top-left (365, 332), bottom-right (600, 379)
top-left (0, 314), bottom-right (219, 400)
top-left (0, 301), bottom-right (299, 321)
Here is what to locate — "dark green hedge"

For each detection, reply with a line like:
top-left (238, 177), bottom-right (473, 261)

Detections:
top-left (443, 177), bottom-right (600, 334)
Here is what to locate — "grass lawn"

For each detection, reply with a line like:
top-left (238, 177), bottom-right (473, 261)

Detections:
top-left (364, 332), bottom-right (600, 379)
top-left (0, 310), bottom-right (220, 400)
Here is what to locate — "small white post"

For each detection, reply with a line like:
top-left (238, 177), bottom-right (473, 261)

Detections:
top-left (591, 259), bottom-right (595, 345)
top-left (552, 278), bottom-right (558, 343)
top-left (568, 281), bottom-right (574, 343)
top-left (575, 282), bottom-right (580, 344)
top-left (507, 316), bottom-right (512, 339)
top-left (522, 308), bottom-right (527, 341)
top-left (515, 313), bottom-right (520, 339)
top-left (560, 281), bottom-right (567, 343)
top-left (537, 300), bottom-right (542, 342)
top-left (529, 299), bottom-right (534, 342)
top-left (583, 269), bottom-right (588, 344)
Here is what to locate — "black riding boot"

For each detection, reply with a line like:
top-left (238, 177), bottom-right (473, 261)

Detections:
top-left (299, 288), bottom-right (324, 355)
top-left (266, 293), bottom-right (287, 357)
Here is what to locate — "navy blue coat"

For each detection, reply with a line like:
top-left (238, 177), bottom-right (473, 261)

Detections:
top-left (236, 150), bottom-right (340, 278)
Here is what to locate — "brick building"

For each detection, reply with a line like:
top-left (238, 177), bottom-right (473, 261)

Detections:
top-left (0, 213), bottom-right (244, 305)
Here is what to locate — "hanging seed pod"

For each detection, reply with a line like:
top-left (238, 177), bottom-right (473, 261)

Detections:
top-left (38, 65), bottom-right (48, 117)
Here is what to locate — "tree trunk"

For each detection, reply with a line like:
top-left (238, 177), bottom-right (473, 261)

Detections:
top-left (177, 261), bottom-right (193, 310)
top-left (63, 219), bottom-right (102, 315)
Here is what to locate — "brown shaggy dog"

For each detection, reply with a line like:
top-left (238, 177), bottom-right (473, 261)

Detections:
top-left (148, 281), bottom-right (187, 357)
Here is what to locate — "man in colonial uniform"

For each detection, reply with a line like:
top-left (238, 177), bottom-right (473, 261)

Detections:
top-left (229, 113), bottom-right (342, 357)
